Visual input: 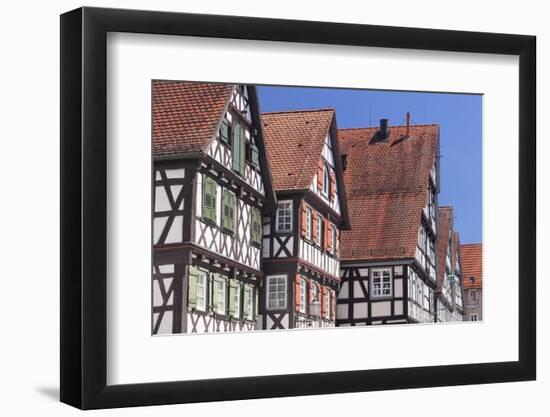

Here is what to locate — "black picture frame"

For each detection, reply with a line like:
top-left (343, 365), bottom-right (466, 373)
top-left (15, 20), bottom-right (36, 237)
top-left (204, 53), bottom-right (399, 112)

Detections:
top-left (60, 6), bottom-right (536, 410)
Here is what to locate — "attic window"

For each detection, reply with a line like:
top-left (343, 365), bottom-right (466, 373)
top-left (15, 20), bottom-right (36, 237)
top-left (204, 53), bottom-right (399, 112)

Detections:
top-left (322, 163), bottom-right (330, 196)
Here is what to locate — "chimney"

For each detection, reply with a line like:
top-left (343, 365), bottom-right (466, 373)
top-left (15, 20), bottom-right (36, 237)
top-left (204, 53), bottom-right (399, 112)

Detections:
top-left (379, 118), bottom-right (389, 140)
top-left (406, 112), bottom-right (410, 137)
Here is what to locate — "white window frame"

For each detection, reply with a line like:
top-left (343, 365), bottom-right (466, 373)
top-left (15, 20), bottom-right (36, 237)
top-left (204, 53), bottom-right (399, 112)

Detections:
top-left (266, 275), bottom-right (287, 310)
top-left (315, 214), bottom-right (323, 245)
top-left (215, 276), bottom-right (227, 315)
top-left (233, 282), bottom-right (241, 319)
top-left (371, 268), bottom-right (392, 298)
top-left (196, 270), bottom-right (208, 312)
top-left (245, 285), bottom-right (254, 320)
top-left (322, 163), bottom-right (330, 196)
top-left (299, 277), bottom-right (307, 314)
top-left (305, 207), bottom-right (312, 240)
top-left (275, 201), bottom-right (293, 233)
top-left (330, 224), bottom-right (337, 254)
top-left (325, 287), bottom-right (331, 319)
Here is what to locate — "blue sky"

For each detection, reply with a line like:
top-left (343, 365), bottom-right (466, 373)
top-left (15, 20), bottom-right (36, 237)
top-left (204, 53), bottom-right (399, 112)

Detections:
top-left (257, 86), bottom-right (482, 244)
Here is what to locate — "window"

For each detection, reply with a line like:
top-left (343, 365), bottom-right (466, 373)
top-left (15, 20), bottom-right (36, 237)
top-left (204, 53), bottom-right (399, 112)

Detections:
top-left (267, 275), bottom-right (287, 309)
top-left (469, 289), bottom-right (479, 304)
top-left (371, 268), bottom-right (392, 298)
top-left (251, 207), bottom-right (262, 245)
top-left (196, 270), bottom-right (208, 312)
top-left (243, 285), bottom-right (254, 321)
top-left (222, 189), bottom-right (236, 233)
top-left (188, 267), bottom-right (208, 312)
top-left (229, 280), bottom-right (241, 319)
top-left (315, 214), bottom-right (323, 245)
top-left (219, 119), bottom-right (231, 145)
top-left (276, 201), bottom-right (292, 232)
top-left (325, 288), bottom-right (331, 319)
top-left (322, 164), bottom-right (330, 196)
top-left (470, 313), bottom-right (478, 321)
top-left (330, 225), bottom-right (337, 254)
top-left (202, 176), bottom-right (217, 224)
top-left (214, 276), bottom-right (227, 315)
top-left (299, 277), bottom-right (307, 313)
top-left (305, 207), bottom-right (312, 240)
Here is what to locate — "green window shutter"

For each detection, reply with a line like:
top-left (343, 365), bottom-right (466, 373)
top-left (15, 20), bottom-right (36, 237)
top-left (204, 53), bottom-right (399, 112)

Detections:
top-left (239, 131), bottom-right (245, 173)
top-left (203, 176), bottom-right (217, 223)
top-left (222, 189), bottom-right (236, 233)
top-left (252, 208), bottom-right (261, 245)
top-left (232, 124), bottom-right (242, 173)
top-left (220, 120), bottom-right (230, 144)
top-left (251, 143), bottom-right (259, 169)
top-left (187, 266), bottom-right (198, 310)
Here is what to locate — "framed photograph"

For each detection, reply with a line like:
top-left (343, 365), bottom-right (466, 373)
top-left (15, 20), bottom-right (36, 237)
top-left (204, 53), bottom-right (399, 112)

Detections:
top-left (60, 6), bottom-right (536, 409)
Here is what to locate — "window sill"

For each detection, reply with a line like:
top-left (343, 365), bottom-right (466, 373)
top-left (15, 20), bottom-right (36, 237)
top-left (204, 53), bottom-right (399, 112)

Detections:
top-left (221, 227), bottom-right (235, 236)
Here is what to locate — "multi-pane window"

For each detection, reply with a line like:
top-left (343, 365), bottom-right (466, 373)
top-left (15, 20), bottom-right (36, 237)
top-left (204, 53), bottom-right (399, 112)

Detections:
top-left (325, 288), bottom-right (331, 319)
top-left (330, 225), bottom-right (337, 254)
top-left (243, 285), bottom-right (254, 320)
top-left (196, 270), bottom-right (208, 312)
top-left (267, 275), bottom-right (287, 309)
top-left (232, 281), bottom-right (241, 319)
top-left (276, 201), bottom-right (292, 232)
top-left (214, 276), bottom-right (227, 315)
top-left (371, 268), bottom-right (392, 298)
top-left (315, 214), bottom-right (323, 245)
top-left (300, 277), bottom-right (307, 314)
top-left (305, 207), bottom-right (312, 240)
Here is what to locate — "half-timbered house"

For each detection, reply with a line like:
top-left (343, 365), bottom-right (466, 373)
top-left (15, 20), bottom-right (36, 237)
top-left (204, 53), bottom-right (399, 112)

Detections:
top-left (336, 118), bottom-right (440, 325)
top-left (258, 109), bottom-right (350, 330)
top-left (450, 232), bottom-right (465, 321)
top-left (435, 206), bottom-right (464, 322)
top-left (152, 81), bottom-right (276, 334)
top-left (460, 243), bottom-right (483, 321)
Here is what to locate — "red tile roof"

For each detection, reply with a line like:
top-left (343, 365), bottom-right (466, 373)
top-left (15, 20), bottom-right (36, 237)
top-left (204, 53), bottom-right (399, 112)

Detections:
top-left (339, 124), bottom-right (439, 261)
top-left (153, 81), bottom-right (233, 157)
top-left (436, 207), bottom-right (453, 288)
top-left (461, 243), bottom-right (483, 289)
top-left (261, 109), bottom-right (335, 191)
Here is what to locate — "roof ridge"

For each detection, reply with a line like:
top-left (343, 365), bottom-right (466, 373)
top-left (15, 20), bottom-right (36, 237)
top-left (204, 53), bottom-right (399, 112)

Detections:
top-left (339, 123), bottom-right (439, 131)
top-left (261, 108), bottom-right (335, 115)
